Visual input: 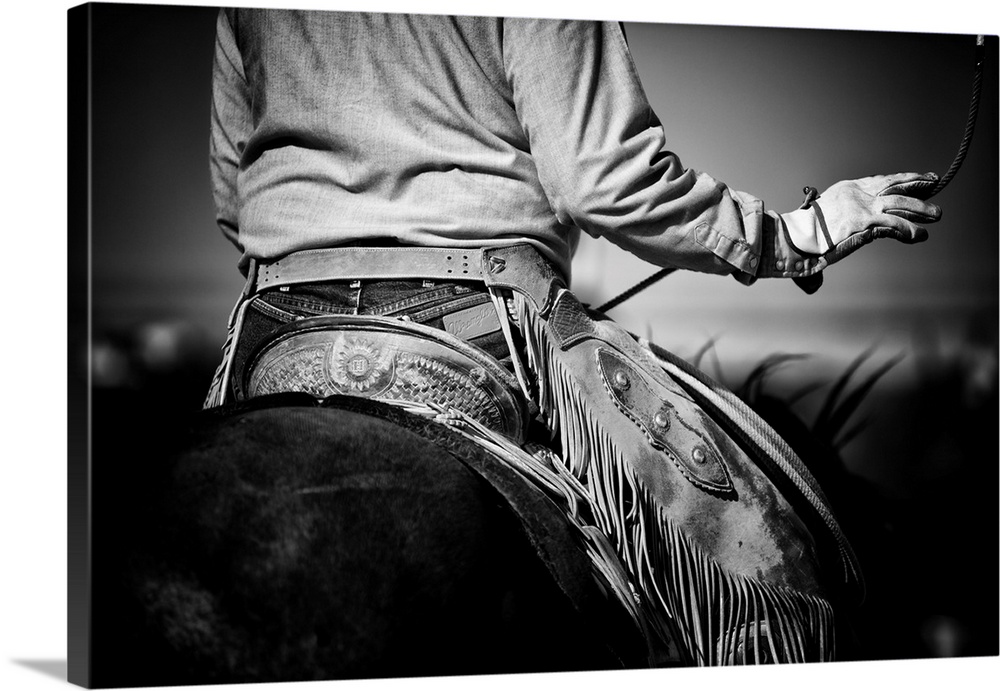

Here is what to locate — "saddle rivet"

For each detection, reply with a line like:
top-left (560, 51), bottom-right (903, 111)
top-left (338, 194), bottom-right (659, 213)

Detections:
top-left (653, 411), bottom-right (668, 428)
top-left (614, 371), bottom-right (629, 389)
top-left (488, 256), bottom-right (507, 274)
top-left (470, 367), bottom-right (487, 384)
top-left (692, 446), bottom-right (707, 464)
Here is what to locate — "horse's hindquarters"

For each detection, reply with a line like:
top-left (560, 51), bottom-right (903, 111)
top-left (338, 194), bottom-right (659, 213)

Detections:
top-left (92, 398), bottom-right (640, 685)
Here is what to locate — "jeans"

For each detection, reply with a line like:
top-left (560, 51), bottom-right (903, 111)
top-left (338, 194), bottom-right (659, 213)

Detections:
top-left (228, 279), bottom-right (512, 400)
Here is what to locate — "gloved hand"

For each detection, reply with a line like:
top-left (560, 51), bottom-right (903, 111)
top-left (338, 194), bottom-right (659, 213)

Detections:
top-left (780, 172), bottom-right (943, 266)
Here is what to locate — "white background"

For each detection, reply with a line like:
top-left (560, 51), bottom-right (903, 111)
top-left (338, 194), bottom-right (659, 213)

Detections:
top-left (2, 1), bottom-right (996, 690)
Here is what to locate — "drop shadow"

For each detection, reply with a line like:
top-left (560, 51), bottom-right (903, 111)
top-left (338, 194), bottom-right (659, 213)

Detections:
top-left (11, 659), bottom-right (67, 682)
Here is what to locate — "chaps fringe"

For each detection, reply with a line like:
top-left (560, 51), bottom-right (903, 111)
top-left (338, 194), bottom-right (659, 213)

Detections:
top-left (505, 291), bottom-right (836, 665)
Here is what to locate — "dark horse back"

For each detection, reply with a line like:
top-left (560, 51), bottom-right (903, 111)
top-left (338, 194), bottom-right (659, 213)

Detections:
top-left (91, 393), bottom-right (644, 686)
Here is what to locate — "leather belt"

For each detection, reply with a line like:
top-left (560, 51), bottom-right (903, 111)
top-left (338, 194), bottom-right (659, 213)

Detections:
top-left (257, 247), bottom-right (485, 289)
top-left (251, 244), bottom-right (566, 317)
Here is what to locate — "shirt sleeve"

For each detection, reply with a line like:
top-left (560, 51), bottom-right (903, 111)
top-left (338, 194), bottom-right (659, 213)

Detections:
top-left (501, 19), bottom-right (779, 282)
top-left (210, 8), bottom-right (253, 257)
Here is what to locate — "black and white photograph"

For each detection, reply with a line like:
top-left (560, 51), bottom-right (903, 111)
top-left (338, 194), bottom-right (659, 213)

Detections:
top-left (4, 0), bottom-right (999, 689)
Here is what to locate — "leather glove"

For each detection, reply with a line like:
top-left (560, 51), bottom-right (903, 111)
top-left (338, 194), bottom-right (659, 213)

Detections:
top-left (776, 172), bottom-right (942, 292)
top-left (783, 172), bottom-right (942, 257)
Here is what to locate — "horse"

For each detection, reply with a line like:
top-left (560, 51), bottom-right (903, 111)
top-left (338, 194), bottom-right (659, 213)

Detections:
top-left (87, 259), bottom-right (865, 685)
top-left (88, 390), bottom-right (652, 686)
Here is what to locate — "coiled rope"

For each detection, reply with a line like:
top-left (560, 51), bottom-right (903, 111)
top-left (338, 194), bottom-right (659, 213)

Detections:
top-left (596, 34), bottom-right (986, 313)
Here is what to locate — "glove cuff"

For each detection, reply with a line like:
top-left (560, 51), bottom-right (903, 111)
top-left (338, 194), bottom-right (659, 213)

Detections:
top-left (756, 212), bottom-right (827, 279)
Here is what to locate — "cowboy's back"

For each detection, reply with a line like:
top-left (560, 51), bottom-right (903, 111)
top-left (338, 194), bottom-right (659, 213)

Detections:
top-left (212, 9), bottom-right (783, 283)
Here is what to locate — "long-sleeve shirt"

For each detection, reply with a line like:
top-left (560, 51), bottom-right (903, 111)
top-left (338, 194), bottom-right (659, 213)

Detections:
top-left (211, 9), bottom-right (799, 284)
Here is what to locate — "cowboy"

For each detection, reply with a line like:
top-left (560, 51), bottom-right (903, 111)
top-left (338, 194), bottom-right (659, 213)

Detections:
top-left (202, 8), bottom-right (940, 665)
top-left (204, 9), bottom-right (940, 408)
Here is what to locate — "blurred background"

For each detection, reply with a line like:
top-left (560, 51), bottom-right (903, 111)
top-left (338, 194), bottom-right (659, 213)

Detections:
top-left (83, 2), bottom-right (997, 665)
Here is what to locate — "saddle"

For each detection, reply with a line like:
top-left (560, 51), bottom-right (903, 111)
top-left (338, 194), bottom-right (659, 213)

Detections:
top-left (204, 243), bottom-right (862, 666)
top-left (244, 314), bottom-right (529, 442)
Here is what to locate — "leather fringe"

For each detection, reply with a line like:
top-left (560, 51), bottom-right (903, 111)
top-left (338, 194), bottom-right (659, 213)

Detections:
top-left (393, 400), bottom-right (661, 660)
top-left (508, 291), bottom-right (835, 665)
top-left (637, 336), bottom-right (863, 592)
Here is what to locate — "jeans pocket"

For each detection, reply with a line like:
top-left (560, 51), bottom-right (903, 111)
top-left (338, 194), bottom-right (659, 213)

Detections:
top-left (366, 283), bottom-right (468, 316)
top-left (405, 292), bottom-right (493, 326)
top-left (263, 286), bottom-right (358, 316)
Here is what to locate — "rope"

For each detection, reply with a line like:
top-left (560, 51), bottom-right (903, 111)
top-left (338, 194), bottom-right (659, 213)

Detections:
top-left (931, 34), bottom-right (986, 197)
top-left (597, 34), bottom-right (986, 312)
top-left (595, 266), bottom-right (676, 313)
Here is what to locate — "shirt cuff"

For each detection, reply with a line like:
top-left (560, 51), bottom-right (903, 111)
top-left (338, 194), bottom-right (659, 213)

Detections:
top-left (690, 189), bottom-right (828, 287)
